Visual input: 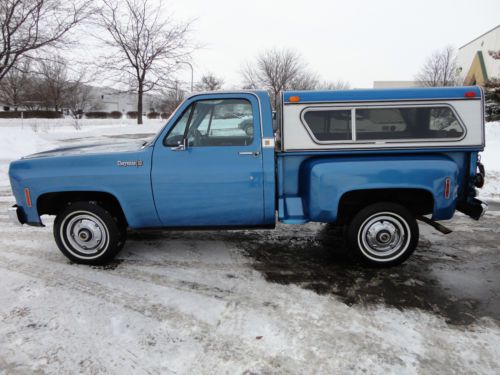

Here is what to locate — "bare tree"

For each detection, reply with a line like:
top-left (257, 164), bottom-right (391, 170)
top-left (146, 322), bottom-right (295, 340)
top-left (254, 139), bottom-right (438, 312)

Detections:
top-left (415, 46), bottom-right (459, 87)
top-left (195, 73), bottom-right (223, 91)
top-left (26, 54), bottom-right (94, 118)
top-left (35, 56), bottom-right (73, 111)
top-left (242, 48), bottom-right (316, 109)
top-left (99, 0), bottom-right (193, 124)
top-left (289, 71), bottom-right (319, 90)
top-left (319, 80), bottom-right (351, 90)
top-left (159, 81), bottom-right (185, 115)
top-left (0, 58), bottom-right (31, 109)
top-left (66, 83), bottom-right (95, 118)
top-left (0, 0), bottom-right (93, 82)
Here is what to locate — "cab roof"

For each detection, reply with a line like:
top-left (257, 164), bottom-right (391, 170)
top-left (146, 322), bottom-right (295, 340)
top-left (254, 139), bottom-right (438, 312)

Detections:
top-left (283, 86), bottom-right (482, 104)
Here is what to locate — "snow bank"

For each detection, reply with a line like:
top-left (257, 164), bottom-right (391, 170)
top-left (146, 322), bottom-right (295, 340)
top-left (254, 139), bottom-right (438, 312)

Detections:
top-left (0, 128), bottom-right (56, 161)
top-left (0, 120), bottom-right (165, 187)
top-left (480, 122), bottom-right (500, 201)
top-left (482, 121), bottom-right (500, 171)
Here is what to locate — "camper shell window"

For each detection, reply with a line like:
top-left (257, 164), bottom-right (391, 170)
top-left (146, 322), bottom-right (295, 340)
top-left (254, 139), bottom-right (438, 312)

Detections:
top-left (301, 105), bottom-right (465, 144)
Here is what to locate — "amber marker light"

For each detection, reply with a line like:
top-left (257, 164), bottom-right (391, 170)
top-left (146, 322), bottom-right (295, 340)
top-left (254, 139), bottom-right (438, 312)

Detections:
top-left (24, 188), bottom-right (32, 208)
top-left (288, 96), bottom-right (300, 103)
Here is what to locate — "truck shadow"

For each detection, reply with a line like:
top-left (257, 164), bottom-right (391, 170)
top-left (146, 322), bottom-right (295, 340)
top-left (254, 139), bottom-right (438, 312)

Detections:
top-left (126, 223), bottom-right (499, 327)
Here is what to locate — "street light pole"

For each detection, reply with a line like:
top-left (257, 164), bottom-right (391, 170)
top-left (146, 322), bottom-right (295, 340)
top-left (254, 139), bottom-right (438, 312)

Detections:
top-left (176, 61), bottom-right (194, 92)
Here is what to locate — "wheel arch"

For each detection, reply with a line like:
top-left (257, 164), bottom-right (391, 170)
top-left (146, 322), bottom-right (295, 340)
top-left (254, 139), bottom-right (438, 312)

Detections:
top-left (37, 191), bottom-right (128, 226)
top-left (337, 188), bottom-right (434, 224)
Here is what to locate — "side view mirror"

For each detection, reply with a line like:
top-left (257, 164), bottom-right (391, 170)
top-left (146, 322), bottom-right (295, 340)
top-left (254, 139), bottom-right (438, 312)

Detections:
top-left (171, 138), bottom-right (187, 151)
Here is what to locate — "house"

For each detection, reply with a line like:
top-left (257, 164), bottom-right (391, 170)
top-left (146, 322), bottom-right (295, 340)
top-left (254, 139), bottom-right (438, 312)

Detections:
top-left (456, 25), bottom-right (500, 85)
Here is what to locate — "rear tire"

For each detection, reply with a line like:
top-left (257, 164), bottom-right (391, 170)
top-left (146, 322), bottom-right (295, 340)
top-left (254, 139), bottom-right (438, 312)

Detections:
top-left (54, 201), bottom-right (126, 265)
top-left (346, 202), bottom-right (418, 267)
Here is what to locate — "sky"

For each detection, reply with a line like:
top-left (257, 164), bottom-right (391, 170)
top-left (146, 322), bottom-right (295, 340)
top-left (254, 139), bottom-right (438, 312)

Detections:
top-left (162, 0), bottom-right (500, 89)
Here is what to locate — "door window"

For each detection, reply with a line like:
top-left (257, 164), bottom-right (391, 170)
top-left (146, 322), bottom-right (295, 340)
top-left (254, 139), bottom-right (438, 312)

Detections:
top-left (164, 99), bottom-right (254, 147)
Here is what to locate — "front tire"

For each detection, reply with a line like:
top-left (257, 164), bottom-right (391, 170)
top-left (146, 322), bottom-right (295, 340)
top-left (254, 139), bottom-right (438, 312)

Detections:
top-left (346, 202), bottom-right (419, 267)
top-left (54, 202), bottom-right (126, 265)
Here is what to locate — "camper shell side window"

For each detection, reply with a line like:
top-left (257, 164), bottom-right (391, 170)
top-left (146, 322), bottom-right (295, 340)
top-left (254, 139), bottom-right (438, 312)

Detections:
top-left (301, 104), bottom-right (466, 144)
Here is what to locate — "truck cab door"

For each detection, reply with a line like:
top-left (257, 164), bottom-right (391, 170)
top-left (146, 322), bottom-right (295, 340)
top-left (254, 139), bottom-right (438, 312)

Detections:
top-left (151, 94), bottom-right (265, 227)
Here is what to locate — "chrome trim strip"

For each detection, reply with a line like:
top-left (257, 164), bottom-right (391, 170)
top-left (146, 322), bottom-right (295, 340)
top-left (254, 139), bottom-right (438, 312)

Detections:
top-left (351, 108), bottom-right (356, 142)
top-left (280, 145), bottom-right (483, 154)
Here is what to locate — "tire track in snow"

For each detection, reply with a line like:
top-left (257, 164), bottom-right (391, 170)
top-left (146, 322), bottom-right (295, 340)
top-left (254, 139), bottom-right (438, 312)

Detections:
top-left (0, 239), bottom-right (315, 319)
top-left (0, 252), bottom-right (309, 373)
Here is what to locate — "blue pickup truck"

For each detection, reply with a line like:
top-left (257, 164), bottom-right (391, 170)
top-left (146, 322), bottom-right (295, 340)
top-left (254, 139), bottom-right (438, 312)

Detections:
top-left (8, 87), bottom-right (487, 267)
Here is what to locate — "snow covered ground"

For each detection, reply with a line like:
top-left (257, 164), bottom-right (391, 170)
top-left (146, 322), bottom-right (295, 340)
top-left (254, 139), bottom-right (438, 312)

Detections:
top-left (480, 122), bottom-right (500, 201)
top-left (0, 120), bottom-right (499, 374)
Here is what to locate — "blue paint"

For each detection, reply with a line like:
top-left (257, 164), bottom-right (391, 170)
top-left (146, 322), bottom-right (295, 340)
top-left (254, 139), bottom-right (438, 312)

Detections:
top-left (284, 86), bottom-right (482, 103)
top-left (9, 146), bottom-right (160, 227)
top-left (300, 155), bottom-right (458, 221)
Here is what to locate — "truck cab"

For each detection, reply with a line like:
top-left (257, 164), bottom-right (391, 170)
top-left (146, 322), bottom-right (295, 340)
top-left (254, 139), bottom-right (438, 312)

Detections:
top-left (8, 87), bottom-right (487, 267)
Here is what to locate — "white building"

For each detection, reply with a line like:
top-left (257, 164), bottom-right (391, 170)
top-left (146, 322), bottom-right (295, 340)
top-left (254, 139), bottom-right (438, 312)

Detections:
top-left (89, 87), bottom-right (160, 115)
top-left (373, 81), bottom-right (419, 88)
top-left (456, 25), bottom-right (500, 85)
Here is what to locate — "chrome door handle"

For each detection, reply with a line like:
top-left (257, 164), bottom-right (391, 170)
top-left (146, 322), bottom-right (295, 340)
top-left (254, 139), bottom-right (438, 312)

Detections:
top-left (238, 151), bottom-right (260, 156)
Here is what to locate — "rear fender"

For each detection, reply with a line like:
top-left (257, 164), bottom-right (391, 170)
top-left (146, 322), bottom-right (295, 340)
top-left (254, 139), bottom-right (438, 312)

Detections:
top-left (299, 155), bottom-right (459, 222)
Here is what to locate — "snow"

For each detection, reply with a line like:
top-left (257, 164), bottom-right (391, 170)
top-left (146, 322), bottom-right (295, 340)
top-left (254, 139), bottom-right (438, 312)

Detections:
top-left (0, 213), bottom-right (499, 373)
top-left (479, 121), bottom-right (500, 201)
top-left (0, 119), bottom-right (165, 187)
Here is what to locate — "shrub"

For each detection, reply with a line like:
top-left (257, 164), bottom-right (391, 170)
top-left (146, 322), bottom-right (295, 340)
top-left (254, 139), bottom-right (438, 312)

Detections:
top-left (110, 111), bottom-right (122, 119)
top-left (160, 112), bottom-right (170, 119)
top-left (0, 111), bottom-right (20, 119)
top-left (485, 87), bottom-right (500, 122)
top-left (147, 111), bottom-right (159, 119)
top-left (0, 110), bottom-right (62, 119)
top-left (85, 111), bottom-right (109, 119)
top-left (127, 111), bottom-right (138, 119)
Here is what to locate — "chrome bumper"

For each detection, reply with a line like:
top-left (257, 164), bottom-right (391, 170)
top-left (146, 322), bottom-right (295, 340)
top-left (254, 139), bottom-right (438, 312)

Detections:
top-left (8, 205), bottom-right (23, 226)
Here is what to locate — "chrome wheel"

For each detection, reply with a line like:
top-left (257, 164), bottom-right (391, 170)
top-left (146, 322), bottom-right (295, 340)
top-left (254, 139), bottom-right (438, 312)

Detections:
top-left (358, 212), bottom-right (411, 262)
top-left (61, 211), bottom-right (109, 259)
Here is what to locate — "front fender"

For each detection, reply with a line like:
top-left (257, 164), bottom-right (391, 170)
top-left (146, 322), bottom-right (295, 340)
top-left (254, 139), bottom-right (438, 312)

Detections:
top-left (8, 148), bottom-right (161, 228)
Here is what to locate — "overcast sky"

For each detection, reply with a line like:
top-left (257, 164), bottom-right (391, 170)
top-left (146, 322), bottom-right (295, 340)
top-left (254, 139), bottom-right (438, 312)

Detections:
top-left (161, 0), bottom-right (500, 89)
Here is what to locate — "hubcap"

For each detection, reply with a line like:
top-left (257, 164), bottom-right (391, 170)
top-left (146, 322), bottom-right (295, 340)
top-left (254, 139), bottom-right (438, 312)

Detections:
top-left (359, 213), bottom-right (410, 261)
top-left (62, 212), bottom-right (109, 257)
